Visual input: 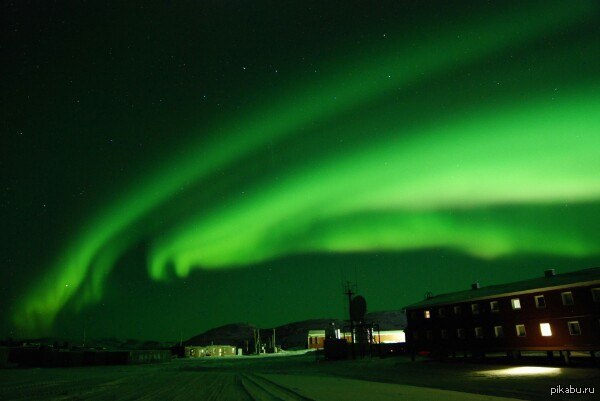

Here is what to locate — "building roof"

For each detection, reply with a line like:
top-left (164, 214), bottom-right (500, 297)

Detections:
top-left (403, 267), bottom-right (600, 310)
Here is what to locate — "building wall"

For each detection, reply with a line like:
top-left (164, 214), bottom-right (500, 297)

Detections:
top-left (127, 350), bottom-right (172, 364)
top-left (311, 330), bottom-right (405, 348)
top-left (374, 330), bottom-right (406, 344)
top-left (307, 335), bottom-right (325, 349)
top-left (0, 347), bottom-right (8, 368)
top-left (185, 345), bottom-right (237, 357)
top-left (406, 284), bottom-right (600, 353)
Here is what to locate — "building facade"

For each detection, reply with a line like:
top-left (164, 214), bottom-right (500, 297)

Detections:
top-left (404, 268), bottom-right (600, 358)
top-left (374, 330), bottom-right (406, 344)
top-left (184, 345), bottom-right (237, 357)
top-left (308, 329), bottom-right (405, 349)
top-left (307, 330), bottom-right (326, 349)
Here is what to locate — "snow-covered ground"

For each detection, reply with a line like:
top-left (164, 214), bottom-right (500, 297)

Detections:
top-left (0, 353), bottom-right (598, 400)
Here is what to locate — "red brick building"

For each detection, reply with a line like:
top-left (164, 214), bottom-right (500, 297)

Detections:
top-left (404, 268), bottom-right (600, 361)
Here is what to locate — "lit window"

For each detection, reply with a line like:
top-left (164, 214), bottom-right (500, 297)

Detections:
top-left (424, 310), bottom-right (431, 319)
top-left (490, 301), bottom-right (499, 312)
top-left (453, 305), bottom-right (461, 315)
top-left (516, 324), bottom-right (526, 337)
top-left (511, 298), bottom-right (521, 310)
top-left (475, 327), bottom-right (484, 339)
top-left (540, 323), bottom-right (552, 337)
top-left (561, 291), bottom-right (574, 306)
top-left (471, 304), bottom-right (480, 315)
top-left (534, 295), bottom-right (546, 309)
top-left (457, 328), bottom-right (465, 339)
top-left (494, 326), bottom-right (504, 338)
top-left (441, 329), bottom-right (448, 339)
top-left (568, 321), bottom-right (581, 336)
top-left (591, 288), bottom-right (600, 303)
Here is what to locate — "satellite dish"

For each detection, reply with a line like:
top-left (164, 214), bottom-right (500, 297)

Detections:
top-left (350, 295), bottom-right (367, 322)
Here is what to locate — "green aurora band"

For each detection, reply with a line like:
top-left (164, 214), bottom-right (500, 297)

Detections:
top-left (14, 1), bottom-right (600, 334)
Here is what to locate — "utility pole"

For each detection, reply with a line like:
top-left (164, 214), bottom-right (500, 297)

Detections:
top-left (344, 281), bottom-right (356, 345)
top-left (344, 280), bottom-right (358, 360)
top-left (82, 315), bottom-right (87, 348)
top-left (257, 329), bottom-right (261, 354)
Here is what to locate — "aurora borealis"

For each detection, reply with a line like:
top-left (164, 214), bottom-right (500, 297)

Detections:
top-left (3, 1), bottom-right (600, 340)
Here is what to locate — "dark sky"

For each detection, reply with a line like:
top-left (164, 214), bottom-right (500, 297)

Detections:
top-left (2, 1), bottom-right (599, 341)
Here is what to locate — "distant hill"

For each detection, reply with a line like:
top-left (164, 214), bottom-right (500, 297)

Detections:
top-left (7, 337), bottom-right (174, 350)
top-left (365, 310), bottom-right (407, 331)
top-left (273, 319), bottom-right (345, 350)
top-left (8, 311), bottom-right (406, 352)
top-left (185, 323), bottom-right (257, 349)
top-left (185, 310), bottom-right (406, 350)
top-left (185, 319), bottom-right (345, 350)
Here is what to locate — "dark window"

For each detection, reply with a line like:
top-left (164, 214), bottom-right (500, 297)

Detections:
top-left (534, 295), bottom-right (546, 308)
top-left (471, 303), bottom-right (480, 315)
top-left (591, 288), bottom-right (600, 303)
top-left (568, 321), bottom-right (581, 336)
top-left (494, 326), bottom-right (504, 338)
top-left (561, 291), bottom-right (574, 306)
top-left (453, 305), bottom-right (461, 315)
top-left (516, 324), bottom-right (526, 337)
top-left (490, 301), bottom-right (500, 312)
top-left (474, 327), bottom-right (484, 339)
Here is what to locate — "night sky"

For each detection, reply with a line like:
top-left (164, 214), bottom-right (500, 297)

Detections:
top-left (2, 1), bottom-right (599, 341)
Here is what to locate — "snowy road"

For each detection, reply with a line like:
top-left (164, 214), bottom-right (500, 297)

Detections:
top-left (1, 353), bottom-right (598, 400)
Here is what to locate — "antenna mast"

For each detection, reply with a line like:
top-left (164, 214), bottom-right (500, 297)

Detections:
top-left (343, 281), bottom-right (357, 345)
